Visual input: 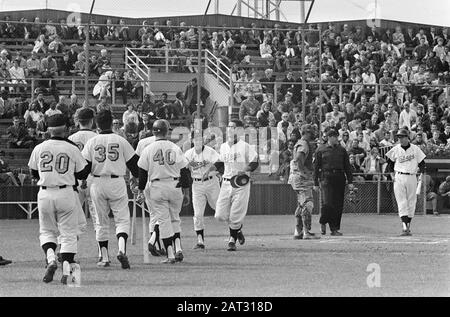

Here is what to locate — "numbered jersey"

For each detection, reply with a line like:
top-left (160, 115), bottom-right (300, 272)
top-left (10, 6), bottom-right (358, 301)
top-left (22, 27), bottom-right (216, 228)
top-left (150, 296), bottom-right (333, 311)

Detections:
top-left (28, 138), bottom-right (87, 187)
top-left (219, 140), bottom-right (258, 179)
top-left (184, 145), bottom-right (220, 179)
top-left (135, 136), bottom-right (156, 157)
top-left (68, 129), bottom-right (98, 151)
top-left (385, 143), bottom-right (426, 174)
top-left (138, 139), bottom-right (188, 181)
top-left (82, 132), bottom-right (135, 177)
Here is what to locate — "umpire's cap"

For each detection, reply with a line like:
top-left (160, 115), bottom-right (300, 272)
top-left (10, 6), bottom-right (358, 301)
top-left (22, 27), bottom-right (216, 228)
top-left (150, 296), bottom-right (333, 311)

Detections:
top-left (326, 128), bottom-right (339, 137)
top-left (230, 174), bottom-right (250, 188)
top-left (47, 114), bottom-right (66, 128)
top-left (152, 119), bottom-right (171, 134)
top-left (77, 108), bottom-right (95, 120)
top-left (396, 129), bottom-right (409, 137)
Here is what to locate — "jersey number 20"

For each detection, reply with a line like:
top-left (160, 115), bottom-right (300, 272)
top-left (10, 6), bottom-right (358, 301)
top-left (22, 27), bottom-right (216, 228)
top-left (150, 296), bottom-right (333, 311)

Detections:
top-left (153, 149), bottom-right (176, 165)
top-left (40, 152), bottom-right (69, 174)
top-left (94, 144), bottom-right (120, 163)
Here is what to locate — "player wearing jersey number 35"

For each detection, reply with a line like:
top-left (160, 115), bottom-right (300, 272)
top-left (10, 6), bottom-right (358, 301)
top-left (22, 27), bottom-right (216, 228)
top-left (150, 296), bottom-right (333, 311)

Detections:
top-left (28, 114), bottom-right (91, 284)
top-left (137, 119), bottom-right (192, 264)
top-left (82, 110), bottom-right (140, 269)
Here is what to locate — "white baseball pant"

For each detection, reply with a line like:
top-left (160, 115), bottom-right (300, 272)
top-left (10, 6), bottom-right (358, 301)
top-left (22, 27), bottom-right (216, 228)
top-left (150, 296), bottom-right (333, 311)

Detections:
top-left (147, 179), bottom-right (183, 240)
top-left (192, 177), bottom-right (220, 231)
top-left (90, 177), bottom-right (130, 242)
top-left (214, 180), bottom-right (251, 230)
top-left (38, 187), bottom-right (78, 254)
top-left (77, 176), bottom-right (98, 232)
top-left (394, 172), bottom-right (418, 218)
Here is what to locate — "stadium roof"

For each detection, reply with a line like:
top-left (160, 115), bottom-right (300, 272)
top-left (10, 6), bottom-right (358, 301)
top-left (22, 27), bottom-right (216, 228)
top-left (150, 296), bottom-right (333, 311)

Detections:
top-left (0, 0), bottom-right (449, 27)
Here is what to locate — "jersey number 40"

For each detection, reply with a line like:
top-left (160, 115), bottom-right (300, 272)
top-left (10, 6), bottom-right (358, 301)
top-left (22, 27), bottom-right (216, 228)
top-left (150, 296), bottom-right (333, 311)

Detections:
top-left (94, 143), bottom-right (120, 163)
top-left (153, 149), bottom-right (176, 165)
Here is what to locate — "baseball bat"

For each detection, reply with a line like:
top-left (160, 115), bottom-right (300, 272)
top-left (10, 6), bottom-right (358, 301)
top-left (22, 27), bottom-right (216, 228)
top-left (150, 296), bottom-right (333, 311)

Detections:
top-left (416, 174), bottom-right (423, 195)
top-left (131, 195), bottom-right (137, 245)
top-left (142, 203), bottom-right (150, 264)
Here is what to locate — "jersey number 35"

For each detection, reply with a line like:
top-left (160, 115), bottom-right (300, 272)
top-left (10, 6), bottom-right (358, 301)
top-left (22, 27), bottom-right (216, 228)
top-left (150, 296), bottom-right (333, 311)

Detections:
top-left (94, 143), bottom-right (120, 163)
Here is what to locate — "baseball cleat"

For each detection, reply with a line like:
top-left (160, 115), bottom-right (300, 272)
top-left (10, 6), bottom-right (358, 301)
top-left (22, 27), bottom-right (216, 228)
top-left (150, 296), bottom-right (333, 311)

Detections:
top-left (148, 243), bottom-right (161, 257)
top-left (330, 231), bottom-right (343, 236)
top-left (161, 258), bottom-right (176, 264)
top-left (174, 251), bottom-right (184, 262)
top-left (433, 211), bottom-right (439, 216)
top-left (96, 257), bottom-right (111, 267)
top-left (61, 275), bottom-right (68, 285)
top-left (303, 232), bottom-right (320, 239)
top-left (227, 241), bottom-right (237, 251)
top-left (400, 230), bottom-right (411, 236)
top-left (293, 234), bottom-right (303, 240)
top-left (237, 230), bottom-right (245, 245)
top-left (158, 248), bottom-right (167, 256)
top-left (193, 243), bottom-right (205, 249)
top-left (0, 256), bottom-right (12, 266)
top-left (117, 252), bottom-right (130, 269)
top-left (320, 224), bottom-right (326, 235)
top-left (43, 260), bottom-right (58, 283)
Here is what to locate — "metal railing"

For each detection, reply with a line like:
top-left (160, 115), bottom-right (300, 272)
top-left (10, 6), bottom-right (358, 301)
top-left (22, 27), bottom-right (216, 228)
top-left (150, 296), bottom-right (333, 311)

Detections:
top-left (125, 47), bottom-right (151, 96)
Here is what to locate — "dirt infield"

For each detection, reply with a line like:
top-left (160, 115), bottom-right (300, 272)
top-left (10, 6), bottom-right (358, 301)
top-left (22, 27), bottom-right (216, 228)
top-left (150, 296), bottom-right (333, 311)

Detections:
top-left (0, 214), bottom-right (449, 297)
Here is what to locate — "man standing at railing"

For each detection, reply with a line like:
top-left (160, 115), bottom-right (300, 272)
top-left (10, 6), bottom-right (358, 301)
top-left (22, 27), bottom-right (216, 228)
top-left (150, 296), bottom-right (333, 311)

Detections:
top-left (184, 78), bottom-right (210, 115)
top-left (385, 129), bottom-right (426, 236)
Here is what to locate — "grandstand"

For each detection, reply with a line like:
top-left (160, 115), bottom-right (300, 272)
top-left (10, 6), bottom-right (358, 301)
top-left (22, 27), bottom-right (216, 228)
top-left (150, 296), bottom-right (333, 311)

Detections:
top-left (0, 3), bottom-right (450, 218)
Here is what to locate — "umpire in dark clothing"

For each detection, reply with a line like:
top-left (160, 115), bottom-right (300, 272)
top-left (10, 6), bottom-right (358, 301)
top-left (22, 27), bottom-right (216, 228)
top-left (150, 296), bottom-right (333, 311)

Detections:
top-left (313, 128), bottom-right (354, 236)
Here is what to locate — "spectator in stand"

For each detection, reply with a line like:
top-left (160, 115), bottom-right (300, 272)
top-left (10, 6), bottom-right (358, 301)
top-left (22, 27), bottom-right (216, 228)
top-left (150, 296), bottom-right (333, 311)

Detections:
top-left (427, 130), bottom-right (444, 147)
top-left (8, 59), bottom-right (27, 94)
top-left (93, 70), bottom-right (113, 100)
top-left (142, 94), bottom-right (157, 116)
top-left (277, 112), bottom-right (294, 137)
top-left (122, 103), bottom-right (139, 127)
top-left (247, 72), bottom-right (264, 103)
top-left (399, 101), bottom-right (418, 130)
top-left (0, 150), bottom-right (20, 186)
top-left (72, 54), bottom-right (86, 76)
top-left (259, 37), bottom-right (273, 59)
top-left (48, 35), bottom-right (64, 54)
top-left (340, 131), bottom-right (351, 150)
top-left (348, 154), bottom-right (365, 182)
top-left (32, 34), bottom-right (47, 54)
top-left (44, 101), bottom-right (62, 118)
top-left (124, 121), bottom-right (139, 149)
top-left (123, 69), bottom-right (143, 102)
top-left (361, 146), bottom-right (386, 181)
top-left (348, 138), bottom-right (366, 166)
top-left (58, 53), bottom-right (73, 76)
top-left (96, 96), bottom-right (110, 113)
top-left (260, 68), bottom-right (276, 97)
top-left (137, 113), bottom-right (153, 140)
top-left (438, 176), bottom-right (450, 208)
top-left (239, 91), bottom-right (260, 127)
top-left (184, 78), bottom-right (210, 114)
top-left (7, 116), bottom-right (33, 148)
top-left (257, 101), bottom-right (276, 128)
top-left (24, 101), bottom-right (44, 129)
top-left (172, 92), bottom-right (190, 119)
top-left (112, 118), bottom-right (126, 138)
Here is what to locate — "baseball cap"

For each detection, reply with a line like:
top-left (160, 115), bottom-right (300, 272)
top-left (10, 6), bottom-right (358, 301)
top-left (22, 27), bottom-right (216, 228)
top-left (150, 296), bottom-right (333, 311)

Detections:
top-left (396, 129), bottom-right (409, 137)
top-left (47, 114), bottom-right (66, 128)
top-left (77, 108), bottom-right (94, 120)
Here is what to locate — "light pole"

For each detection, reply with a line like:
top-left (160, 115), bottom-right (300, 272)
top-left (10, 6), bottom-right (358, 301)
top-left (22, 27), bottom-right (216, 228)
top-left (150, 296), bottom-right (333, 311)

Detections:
top-left (84, 0), bottom-right (96, 105)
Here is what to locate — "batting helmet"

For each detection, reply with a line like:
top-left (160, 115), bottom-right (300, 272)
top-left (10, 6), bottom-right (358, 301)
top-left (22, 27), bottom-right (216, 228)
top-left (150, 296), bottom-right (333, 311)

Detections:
top-left (230, 174), bottom-right (250, 188)
top-left (152, 119), bottom-right (171, 134)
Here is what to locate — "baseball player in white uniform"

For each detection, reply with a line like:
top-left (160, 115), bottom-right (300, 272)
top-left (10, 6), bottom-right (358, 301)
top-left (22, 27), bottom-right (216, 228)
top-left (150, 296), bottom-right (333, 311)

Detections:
top-left (184, 129), bottom-right (221, 249)
top-left (134, 135), bottom-right (166, 256)
top-left (215, 120), bottom-right (259, 251)
top-left (28, 114), bottom-right (90, 284)
top-left (385, 128), bottom-right (426, 236)
top-left (68, 108), bottom-right (100, 257)
top-left (82, 110), bottom-right (140, 269)
top-left (137, 119), bottom-right (191, 264)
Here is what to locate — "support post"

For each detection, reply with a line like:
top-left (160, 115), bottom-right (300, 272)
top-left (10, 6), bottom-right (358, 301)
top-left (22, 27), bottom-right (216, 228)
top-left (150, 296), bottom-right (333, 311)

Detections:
top-left (377, 175), bottom-right (381, 214)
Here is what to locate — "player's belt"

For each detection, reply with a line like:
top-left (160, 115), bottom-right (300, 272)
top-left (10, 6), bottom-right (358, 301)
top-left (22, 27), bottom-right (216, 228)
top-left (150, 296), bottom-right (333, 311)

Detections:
top-left (395, 171), bottom-right (415, 175)
top-left (151, 177), bottom-right (179, 182)
top-left (193, 176), bottom-right (213, 181)
top-left (93, 175), bottom-right (120, 178)
top-left (41, 185), bottom-right (67, 190)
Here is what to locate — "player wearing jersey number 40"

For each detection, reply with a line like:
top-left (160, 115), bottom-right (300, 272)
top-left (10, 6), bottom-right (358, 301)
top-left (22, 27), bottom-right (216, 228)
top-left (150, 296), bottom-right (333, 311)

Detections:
top-left (385, 129), bottom-right (426, 237)
top-left (81, 110), bottom-right (140, 269)
top-left (137, 120), bottom-right (192, 264)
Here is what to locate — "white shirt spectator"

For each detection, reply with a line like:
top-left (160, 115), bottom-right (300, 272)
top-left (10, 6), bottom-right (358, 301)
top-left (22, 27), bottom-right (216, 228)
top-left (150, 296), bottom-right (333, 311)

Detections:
top-left (122, 109), bottom-right (139, 127)
top-left (398, 108), bottom-right (417, 130)
top-left (45, 108), bottom-right (62, 117)
top-left (9, 66), bottom-right (26, 84)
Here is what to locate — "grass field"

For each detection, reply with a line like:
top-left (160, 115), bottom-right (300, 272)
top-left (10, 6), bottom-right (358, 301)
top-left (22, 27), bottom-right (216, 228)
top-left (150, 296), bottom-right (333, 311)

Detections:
top-left (0, 214), bottom-right (449, 297)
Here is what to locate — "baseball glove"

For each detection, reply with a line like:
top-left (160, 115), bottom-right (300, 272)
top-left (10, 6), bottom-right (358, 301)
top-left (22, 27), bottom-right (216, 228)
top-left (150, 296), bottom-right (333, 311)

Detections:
top-left (230, 174), bottom-right (250, 188)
